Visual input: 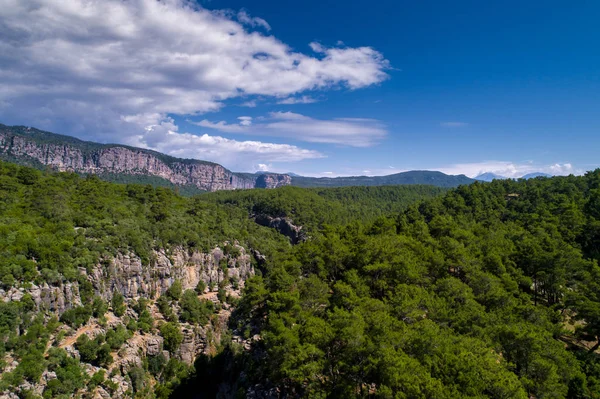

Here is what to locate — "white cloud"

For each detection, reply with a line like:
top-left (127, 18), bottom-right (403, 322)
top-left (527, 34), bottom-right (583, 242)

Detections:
top-left (286, 162), bottom-right (584, 179)
top-left (0, 0), bottom-right (389, 165)
top-left (240, 100), bottom-right (258, 108)
top-left (440, 122), bottom-right (469, 128)
top-left (437, 161), bottom-right (581, 178)
top-left (257, 163), bottom-right (270, 171)
top-left (237, 10), bottom-right (271, 31)
top-left (193, 111), bottom-right (387, 147)
top-left (238, 116), bottom-right (253, 126)
top-left (123, 116), bottom-right (324, 170)
top-left (277, 95), bottom-right (319, 105)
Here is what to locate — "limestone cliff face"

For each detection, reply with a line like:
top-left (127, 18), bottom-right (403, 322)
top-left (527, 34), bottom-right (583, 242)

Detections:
top-left (0, 246), bottom-right (253, 313)
top-left (0, 125), bottom-right (291, 191)
top-left (0, 246), bottom-right (256, 398)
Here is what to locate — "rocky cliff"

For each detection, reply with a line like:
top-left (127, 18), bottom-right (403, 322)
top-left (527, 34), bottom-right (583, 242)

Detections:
top-left (0, 244), bottom-right (257, 398)
top-left (0, 245), bottom-right (253, 314)
top-left (0, 124), bottom-right (291, 192)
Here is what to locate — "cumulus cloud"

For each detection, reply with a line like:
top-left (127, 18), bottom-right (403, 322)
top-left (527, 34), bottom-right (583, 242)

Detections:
top-left (277, 96), bottom-right (319, 105)
top-left (257, 163), bottom-right (270, 171)
top-left (237, 10), bottom-right (271, 31)
top-left (194, 111), bottom-right (387, 147)
top-left (123, 116), bottom-right (324, 170)
top-left (0, 0), bottom-right (389, 167)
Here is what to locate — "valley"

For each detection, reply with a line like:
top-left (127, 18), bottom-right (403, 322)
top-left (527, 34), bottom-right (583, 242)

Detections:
top-left (0, 158), bottom-right (599, 398)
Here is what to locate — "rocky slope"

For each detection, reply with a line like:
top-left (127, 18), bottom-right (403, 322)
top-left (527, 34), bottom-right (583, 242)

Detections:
top-left (0, 244), bottom-right (257, 398)
top-left (1, 245), bottom-right (254, 314)
top-left (0, 124), bottom-right (291, 192)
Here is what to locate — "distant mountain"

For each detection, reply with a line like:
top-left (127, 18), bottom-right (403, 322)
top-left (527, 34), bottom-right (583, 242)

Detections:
top-left (256, 171), bottom-right (301, 177)
top-left (0, 124), bottom-right (291, 192)
top-left (521, 172), bottom-right (552, 179)
top-left (474, 172), bottom-right (507, 182)
top-left (291, 170), bottom-right (476, 188)
top-left (0, 123), bottom-right (478, 192)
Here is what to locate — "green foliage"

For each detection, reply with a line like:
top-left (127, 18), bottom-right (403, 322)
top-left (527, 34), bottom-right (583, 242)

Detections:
top-left (157, 295), bottom-right (177, 322)
top-left (44, 347), bottom-right (87, 397)
top-left (167, 280), bottom-right (183, 301)
top-left (203, 184), bottom-right (447, 233)
top-left (60, 305), bottom-right (92, 328)
top-left (89, 369), bottom-right (105, 389)
top-left (7, 158), bottom-right (600, 398)
top-left (179, 289), bottom-right (213, 325)
top-left (75, 334), bottom-right (112, 367)
top-left (148, 353), bottom-right (167, 377)
top-left (111, 293), bottom-right (126, 317)
top-left (195, 280), bottom-right (206, 294)
top-left (106, 325), bottom-right (131, 350)
top-left (290, 170), bottom-right (474, 188)
top-left (160, 322), bottom-right (183, 353)
top-left (128, 366), bottom-right (146, 393)
top-left (91, 296), bottom-right (108, 318)
top-left (217, 287), bottom-right (227, 304)
top-left (0, 159), bottom-right (291, 294)
top-left (138, 309), bottom-right (154, 333)
top-left (214, 172), bottom-right (600, 398)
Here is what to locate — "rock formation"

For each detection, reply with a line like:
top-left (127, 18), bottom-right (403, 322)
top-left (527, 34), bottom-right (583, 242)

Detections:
top-left (254, 215), bottom-right (306, 244)
top-left (0, 245), bottom-right (254, 312)
top-left (0, 124), bottom-right (291, 192)
top-left (0, 244), bottom-right (255, 398)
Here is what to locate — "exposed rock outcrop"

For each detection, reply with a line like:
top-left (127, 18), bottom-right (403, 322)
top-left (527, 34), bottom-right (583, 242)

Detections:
top-left (0, 244), bottom-right (256, 399)
top-left (0, 125), bottom-right (291, 192)
top-left (255, 215), bottom-right (306, 244)
top-left (1, 245), bottom-right (254, 312)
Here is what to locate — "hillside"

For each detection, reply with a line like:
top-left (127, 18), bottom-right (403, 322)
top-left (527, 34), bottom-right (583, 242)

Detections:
top-left (474, 172), bottom-right (507, 181)
top-left (291, 170), bottom-right (476, 188)
top-left (187, 170), bottom-right (600, 398)
top-left (0, 160), bottom-right (444, 398)
top-left (0, 124), bottom-right (476, 192)
top-left (0, 124), bottom-right (290, 192)
top-left (2, 159), bottom-right (600, 398)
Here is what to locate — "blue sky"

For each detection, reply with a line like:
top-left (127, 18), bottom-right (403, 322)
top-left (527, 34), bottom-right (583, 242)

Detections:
top-left (1, 0), bottom-right (598, 177)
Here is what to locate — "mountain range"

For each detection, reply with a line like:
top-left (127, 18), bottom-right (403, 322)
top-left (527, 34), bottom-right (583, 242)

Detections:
top-left (0, 124), bottom-right (477, 192)
top-left (475, 172), bottom-right (552, 182)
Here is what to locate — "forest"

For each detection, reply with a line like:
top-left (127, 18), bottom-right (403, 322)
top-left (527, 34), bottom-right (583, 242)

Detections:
top-left (1, 159), bottom-right (600, 398)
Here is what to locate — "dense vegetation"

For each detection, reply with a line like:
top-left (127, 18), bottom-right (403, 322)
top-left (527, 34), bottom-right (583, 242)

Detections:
top-left (0, 124), bottom-right (476, 193)
top-left (189, 172), bottom-right (600, 398)
top-left (2, 157), bottom-right (600, 398)
top-left (0, 160), bottom-right (445, 398)
top-left (203, 185), bottom-right (447, 232)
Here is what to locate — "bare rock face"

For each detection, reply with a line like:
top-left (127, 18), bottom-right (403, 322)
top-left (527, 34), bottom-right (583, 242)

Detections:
top-left (0, 242), bottom-right (256, 398)
top-left (255, 215), bottom-right (306, 244)
top-left (146, 336), bottom-right (163, 357)
top-left (178, 326), bottom-right (203, 365)
top-left (1, 282), bottom-right (82, 314)
top-left (87, 246), bottom-right (253, 301)
top-left (1, 245), bottom-right (254, 315)
top-left (255, 173), bottom-right (292, 189)
top-left (0, 126), bottom-right (292, 192)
